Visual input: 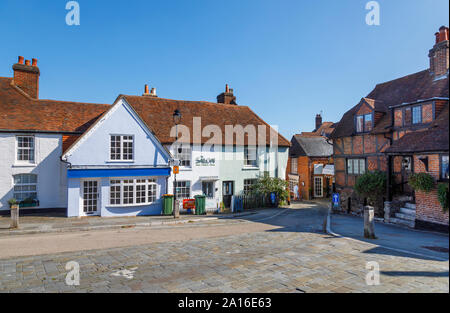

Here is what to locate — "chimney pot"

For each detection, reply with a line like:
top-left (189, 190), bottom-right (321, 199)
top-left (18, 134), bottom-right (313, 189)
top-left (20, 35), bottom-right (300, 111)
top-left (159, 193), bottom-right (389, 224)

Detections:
top-left (144, 84), bottom-right (149, 94)
top-left (18, 56), bottom-right (24, 64)
top-left (151, 88), bottom-right (157, 96)
top-left (32, 58), bottom-right (37, 67)
top-left (225, 84), bottom-right (229, 93)
top-left (25, 60), bottom-right (31, 66)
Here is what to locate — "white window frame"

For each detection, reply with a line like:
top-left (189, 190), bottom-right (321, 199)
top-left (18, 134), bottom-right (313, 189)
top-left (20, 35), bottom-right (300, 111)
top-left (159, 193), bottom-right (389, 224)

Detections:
top-left (202, 181), bottom-right (215, 199)
top-left (16, 136), bottom-right (35, 164)
top-left (243, 179), bottom-right (257, 195)
top-left (174, 180), bottom-right (191, 199)
top-left (355, 114), bottom-right (373, 133)
top-left (13, 174), bottom-right (38, 201)
top-left (108, 177), bottom-right (157, 207)
top-left (173, 144), bottom-right (192, 167)
top-left (291, 158), bottom-right (298, 174)
top-left (110, 135), bottom-right (134, 161)
top-left (244, 146), bottom-right (258, 167)
top-left (347, 158), bottom-right (366, 175)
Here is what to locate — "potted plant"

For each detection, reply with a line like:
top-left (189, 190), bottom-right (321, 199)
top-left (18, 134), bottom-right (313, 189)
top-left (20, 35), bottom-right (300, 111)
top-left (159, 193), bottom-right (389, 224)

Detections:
top-left (8, 198), bottom-right (18, 209)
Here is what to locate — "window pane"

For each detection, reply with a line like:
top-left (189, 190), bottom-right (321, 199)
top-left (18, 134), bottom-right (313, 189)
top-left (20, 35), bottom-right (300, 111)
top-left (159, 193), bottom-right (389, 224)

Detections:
top-left (244, 146), bottom-right (258, 167)
top-left (347, 159), bottom-right (353, 174)
top-left (364, 114), bottom-right (372, 132)
top-left (356, 116), bottom-right (364, 133)
top-left (442, 156), bottom-right (449, 180)
top-left (359, 159), bottom-right (366, 174)
top-left (412, 106), bottom-right (422, 124)
top-left (202, 182), bottom-right (214, 198)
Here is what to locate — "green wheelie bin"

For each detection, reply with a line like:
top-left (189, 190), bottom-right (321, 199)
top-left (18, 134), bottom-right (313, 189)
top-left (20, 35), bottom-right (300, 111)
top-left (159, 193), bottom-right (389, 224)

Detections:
top-left (162, 194), bottom-right (174, 215)
top-left (194, 195), bottom-right (206, 215)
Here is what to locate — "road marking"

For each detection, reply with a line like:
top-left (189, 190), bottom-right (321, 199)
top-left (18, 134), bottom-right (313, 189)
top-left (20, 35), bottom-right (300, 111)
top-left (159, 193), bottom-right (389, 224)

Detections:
top-left (111, 267), bottom-right (138, 279)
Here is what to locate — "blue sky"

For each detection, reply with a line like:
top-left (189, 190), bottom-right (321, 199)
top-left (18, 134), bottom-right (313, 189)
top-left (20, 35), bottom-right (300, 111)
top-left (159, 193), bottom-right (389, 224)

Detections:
top-left (0, 0), bottom-right (448, 139)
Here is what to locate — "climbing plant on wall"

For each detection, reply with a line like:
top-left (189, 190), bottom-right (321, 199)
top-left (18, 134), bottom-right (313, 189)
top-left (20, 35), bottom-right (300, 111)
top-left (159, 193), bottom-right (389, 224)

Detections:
top-left (408, 173), bottom-right (435, 193)
top-left (437, 183), bottom-right (449, 212)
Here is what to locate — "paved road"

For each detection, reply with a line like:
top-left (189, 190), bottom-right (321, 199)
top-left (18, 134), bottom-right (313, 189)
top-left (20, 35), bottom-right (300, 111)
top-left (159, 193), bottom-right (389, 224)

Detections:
top-left (0, 202), bottom-right (448, 293)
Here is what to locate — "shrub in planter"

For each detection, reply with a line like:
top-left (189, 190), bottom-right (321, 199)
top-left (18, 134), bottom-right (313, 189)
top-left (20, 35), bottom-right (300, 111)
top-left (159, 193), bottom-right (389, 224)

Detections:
top-left (408, 173), bottom-right (435, 192)
top-left (8, 198), bottom-right (18, 208)
top-left (437, 183), bottom-right (449, 213)
top-left (354, 171), bottom-right (386, 206)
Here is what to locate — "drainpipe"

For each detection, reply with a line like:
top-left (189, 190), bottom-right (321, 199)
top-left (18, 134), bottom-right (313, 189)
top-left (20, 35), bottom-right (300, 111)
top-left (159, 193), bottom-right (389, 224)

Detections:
top-left (384, 109), bottom-right (394, 202)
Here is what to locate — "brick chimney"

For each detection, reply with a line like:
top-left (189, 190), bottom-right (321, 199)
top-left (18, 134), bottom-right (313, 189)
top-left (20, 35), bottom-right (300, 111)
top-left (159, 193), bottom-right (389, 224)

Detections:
top-left (315, 113), bottom-right (322, 131)
top-left (12, 56), bottom-right (40, 99)
top-left (429, 26), bottom-right (449, 77)
top-left (217, 84), bottom-right (237, 105)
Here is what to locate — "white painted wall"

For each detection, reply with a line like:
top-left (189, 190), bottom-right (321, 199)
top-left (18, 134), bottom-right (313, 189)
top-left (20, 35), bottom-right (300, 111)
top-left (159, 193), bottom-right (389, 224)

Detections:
top-left (65, 99), bottom-right (171, 217)
top-left (0, 133), bottom-right (67, 211)
top-left (166, 144), bottom-right (289, 211)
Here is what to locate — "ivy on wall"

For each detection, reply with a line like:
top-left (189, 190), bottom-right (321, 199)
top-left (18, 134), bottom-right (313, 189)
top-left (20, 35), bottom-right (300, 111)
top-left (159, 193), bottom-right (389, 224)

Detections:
top-left (408, 173), bottom-right (435, 193)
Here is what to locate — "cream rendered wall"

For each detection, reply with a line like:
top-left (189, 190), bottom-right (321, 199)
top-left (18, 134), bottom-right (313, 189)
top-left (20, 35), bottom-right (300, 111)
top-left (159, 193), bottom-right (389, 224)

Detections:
top-left (0, 133), bottom-right (66, 211)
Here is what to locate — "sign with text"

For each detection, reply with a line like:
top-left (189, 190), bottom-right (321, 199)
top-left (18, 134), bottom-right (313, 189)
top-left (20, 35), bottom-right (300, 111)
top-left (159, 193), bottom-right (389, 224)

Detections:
top-left (183, 199), bottom-right (195, 210)
top-left (173, 166), bottom-right (179, 174)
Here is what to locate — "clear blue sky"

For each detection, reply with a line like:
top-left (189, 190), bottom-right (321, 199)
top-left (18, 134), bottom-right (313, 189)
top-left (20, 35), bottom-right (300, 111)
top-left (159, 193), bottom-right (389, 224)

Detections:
top-left (0, 0), bottom-right (448, 139)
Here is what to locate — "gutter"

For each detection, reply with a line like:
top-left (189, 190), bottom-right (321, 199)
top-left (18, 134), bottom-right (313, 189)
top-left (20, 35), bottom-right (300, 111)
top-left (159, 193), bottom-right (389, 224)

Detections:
top-left (388, 97), bottom-right (449, 109)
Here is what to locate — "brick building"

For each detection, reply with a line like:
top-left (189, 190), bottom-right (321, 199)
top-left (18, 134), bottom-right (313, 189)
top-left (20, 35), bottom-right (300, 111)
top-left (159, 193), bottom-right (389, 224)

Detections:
top-left (331, 26), bottom-right (449, 231)
top-left (286, 114), bottom-right (335, 200)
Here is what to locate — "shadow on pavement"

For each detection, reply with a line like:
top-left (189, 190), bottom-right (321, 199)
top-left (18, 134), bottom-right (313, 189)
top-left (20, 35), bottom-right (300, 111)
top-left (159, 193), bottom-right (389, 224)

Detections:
top-left (381, 271), bottom-right (449, 277)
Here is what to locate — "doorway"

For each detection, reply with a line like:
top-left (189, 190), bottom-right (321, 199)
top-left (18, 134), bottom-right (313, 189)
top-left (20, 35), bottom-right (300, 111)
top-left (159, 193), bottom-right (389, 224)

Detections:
top-left (82, 179), bottom-right (100, 216)
top-left (222, 181), bottom-right (234, 208)
top-left (314, 176), bottom-right (323, 198)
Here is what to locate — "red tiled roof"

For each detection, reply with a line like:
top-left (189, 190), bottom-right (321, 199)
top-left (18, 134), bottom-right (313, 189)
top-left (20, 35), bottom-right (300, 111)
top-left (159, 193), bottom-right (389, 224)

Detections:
top-left (0, 77), bottom-right (109, 133)
top-left (0, 76), bottom-right (289, 147)
top-left (386, 104), bottom-right (449, 153)
top-left (121, 95), bottom-right (291, 146)
top-left (331, 70), bottom-right (449, 138)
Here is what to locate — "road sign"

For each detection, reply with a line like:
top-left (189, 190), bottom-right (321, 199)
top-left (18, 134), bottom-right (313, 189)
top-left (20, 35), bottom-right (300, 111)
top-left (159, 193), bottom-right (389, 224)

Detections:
top-left (173, 166), bottom-right (179, 174)
top-left (332, 193), bottom-right (340, 207)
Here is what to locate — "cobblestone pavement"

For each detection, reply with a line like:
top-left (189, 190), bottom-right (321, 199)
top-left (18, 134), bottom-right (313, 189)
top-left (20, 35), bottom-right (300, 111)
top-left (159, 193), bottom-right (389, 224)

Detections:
top-left (0, 204), bottom-right (448, 293)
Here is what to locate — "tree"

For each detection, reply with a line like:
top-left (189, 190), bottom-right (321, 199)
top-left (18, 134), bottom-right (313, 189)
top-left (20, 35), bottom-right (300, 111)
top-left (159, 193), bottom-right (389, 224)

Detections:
top-left (354, 171), bottom-right (387, 206)
top-left (251, 175), bottom-right (289, 204)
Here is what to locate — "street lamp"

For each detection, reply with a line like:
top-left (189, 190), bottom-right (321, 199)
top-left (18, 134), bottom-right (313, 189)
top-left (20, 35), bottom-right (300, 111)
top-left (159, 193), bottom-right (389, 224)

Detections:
top-left (173, 109), bottom-right (182, 219)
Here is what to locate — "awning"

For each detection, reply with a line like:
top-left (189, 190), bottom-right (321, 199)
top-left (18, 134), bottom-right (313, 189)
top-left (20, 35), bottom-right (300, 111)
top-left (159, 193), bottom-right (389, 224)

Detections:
top-left (322, 165), bottom-right (335, 175)
top-left (313, 164), bottom-right (324, 175)
top-left (199, 176), bottom-right (220, 181)
top-left (67, 167), bottom-right (171, 179)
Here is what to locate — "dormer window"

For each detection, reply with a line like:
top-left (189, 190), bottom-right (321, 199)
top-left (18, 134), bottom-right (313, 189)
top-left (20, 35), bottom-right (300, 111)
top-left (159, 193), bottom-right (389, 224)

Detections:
top-left (356, 114), bottom-right (373, 133)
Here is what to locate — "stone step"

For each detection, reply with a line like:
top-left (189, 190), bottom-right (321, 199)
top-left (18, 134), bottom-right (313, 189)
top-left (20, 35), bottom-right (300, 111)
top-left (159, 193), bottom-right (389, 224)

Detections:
top-left (395, 212), bottom-right (416, 221)
top-left (400, 207), bottom-right (416, 215)
top-left (405, 203), bottom-right (416, 210)
top-left (390, 217), bottom-right (415, 228)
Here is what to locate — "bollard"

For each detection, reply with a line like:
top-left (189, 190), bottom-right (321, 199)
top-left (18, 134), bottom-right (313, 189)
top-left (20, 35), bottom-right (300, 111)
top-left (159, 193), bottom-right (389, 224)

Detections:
top-left (174, 200), bottom-right (180, 219)
top-left (364, 206), bottom-right (376, 239)
top-left (10, 205), bottom-right (19, 229)
top-left (384, 201), bottom-right (392, 223)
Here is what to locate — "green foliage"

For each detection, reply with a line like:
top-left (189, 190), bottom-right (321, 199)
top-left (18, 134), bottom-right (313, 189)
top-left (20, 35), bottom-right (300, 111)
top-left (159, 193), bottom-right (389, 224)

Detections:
top-left (252, 176), bottom-right (289, 203)
top-left (22, 197), bottom-right (34, 204)
top-left (8, 198), bottom-right (17, 207)
top-left (354, 171), bottom-right (386, 204)
top-left (437, 183), bottom-right (449, 212)
top-left (408, 173), bottom-right (435, 192)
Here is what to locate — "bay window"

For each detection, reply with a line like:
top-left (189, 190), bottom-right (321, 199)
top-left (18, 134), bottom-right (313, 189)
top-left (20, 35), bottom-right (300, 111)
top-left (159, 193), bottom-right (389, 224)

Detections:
top-left (109, 178), bottom-right (157, 206)
top-left (13, 174), bottom-right (37, 201)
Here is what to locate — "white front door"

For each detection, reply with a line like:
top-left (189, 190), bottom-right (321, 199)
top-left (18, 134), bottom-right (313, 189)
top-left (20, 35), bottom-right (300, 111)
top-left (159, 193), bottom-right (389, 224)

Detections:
top-left (314, 176), bottom-right (323, 198)
top-left (81, 180), bottom-right (100, 216)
